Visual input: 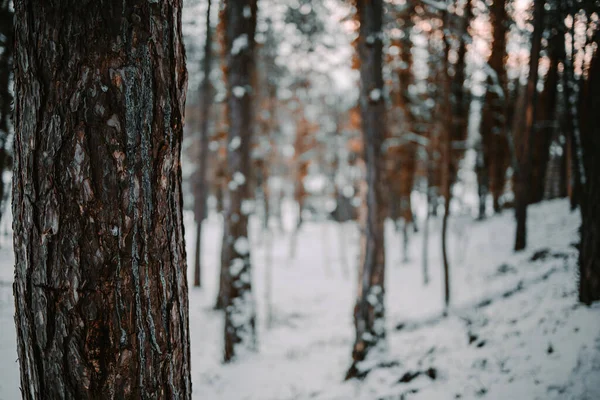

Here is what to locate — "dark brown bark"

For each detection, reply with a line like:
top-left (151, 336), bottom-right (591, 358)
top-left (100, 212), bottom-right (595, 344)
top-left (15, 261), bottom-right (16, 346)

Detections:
top-left (346, 0), bottom-right (386, 380)
top-left (578, 29), bottom-right (600, 305)
top-left (0, 0), bottom-right (13, 225)
top-left (12, 1), bottom-right (191, 398)
top-left (222, 0), bottom-right (258, 362)
top-left (479, 0), bottom-right (509, 217)
top-left (514, 0), bottom-right (544, 251)
top-left (193, 0), bottom-right (214, 288)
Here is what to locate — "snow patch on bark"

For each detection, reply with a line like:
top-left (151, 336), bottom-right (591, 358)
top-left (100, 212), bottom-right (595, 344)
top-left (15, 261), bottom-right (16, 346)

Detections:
top-left (231, 34), bottom-right (248, 56)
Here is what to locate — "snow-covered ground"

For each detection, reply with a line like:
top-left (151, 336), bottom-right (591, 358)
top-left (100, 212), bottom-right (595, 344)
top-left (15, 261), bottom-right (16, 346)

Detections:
top-left (1, 199), bottom-right (599, 399)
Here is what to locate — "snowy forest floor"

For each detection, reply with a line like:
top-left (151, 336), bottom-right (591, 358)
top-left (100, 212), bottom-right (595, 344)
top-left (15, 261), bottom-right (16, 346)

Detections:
top-left (1, 199), bottom-right (599, 399)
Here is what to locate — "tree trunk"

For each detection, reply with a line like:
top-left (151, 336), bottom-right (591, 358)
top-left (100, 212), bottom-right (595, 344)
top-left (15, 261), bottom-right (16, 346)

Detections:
top-left (0, 0), bottom-right (13, 226)
top-left (475, 143), bottom-right (488, 219)
top-left (514, 0), bottom-right (544, 251)
top-left (392, 7), bottom-right (416, 258)
top-left (222, 0), bottom-right (258, 362)
top-left (479, 0), bottom-right (509, 216)
top-left (346, 0), bottom-right (386, 380)
top-left (193, 0), bottom-right (214, 288)
top-left (440, 9), bottom-right (453, 314)
top-left (193, 221), bottom-right (202, 288)
top-left (578, 30), bottom-right (600, 304)
top-left (531, 23), bottom-right (562, 204)
top-left (562, 3), bottom-right (584, 211)
top-left (441, 188), bottom-right (451, 312)
top-left (214, 221), bottom-right (228, 310)
top-left (422, 186), bottom-right (431, 286)
top-left (12, 1), bottom-right (191, 398)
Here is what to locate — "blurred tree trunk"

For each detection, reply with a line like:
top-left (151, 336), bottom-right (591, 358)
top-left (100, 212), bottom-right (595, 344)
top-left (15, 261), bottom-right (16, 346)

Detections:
top-left (514, 0), bottom-right (545, 251)
top-left (578, 29), bottom-right (600, 305)
top-left (215, 221), bottom-right (228, 310)
top-left (194, 0), bottom-right (214, 288)
top-left (0, 0), bottom-right (12, 225)
top-left (12, 0), bottom-right (191, 397)
top-left (346, 0), bottom-right (387, 380)
top-left (422, 186), bottom-right (431, 286)
top-left (292, 104), bottom-right (313, 231)
top-left (562, 2), bottom-right (584, 211)
top-left (440, 0), bottom-right (471, 312)
top-left (214, 154), bottom-right (228, 310)
top-left (222, 0), bottom-right (258, 362)
top-left (479, 0), bottom-right (509, 217)
top-left (440, 12), bottom-right (452, 314)
top-left (531, 24), bottom-right (562, 204)
top-left (396, 9), bottom-right (416, 262)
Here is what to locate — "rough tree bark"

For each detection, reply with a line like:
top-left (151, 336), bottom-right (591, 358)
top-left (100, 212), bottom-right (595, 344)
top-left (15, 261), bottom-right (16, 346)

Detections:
top-left (578, 29), bottom-right (600, 304)
top-left (193, 0), bottom-right (213, 288)
top-left (0, 0), bottom-right (13, 225)
top-left (514, 0), bottom-right (545, 251)
top-left (221, 0), bottom-right (258, 362)
top-left (346, 0), bottom-right (386, 380)
top-left (12, 0), bottom-right (191, 398)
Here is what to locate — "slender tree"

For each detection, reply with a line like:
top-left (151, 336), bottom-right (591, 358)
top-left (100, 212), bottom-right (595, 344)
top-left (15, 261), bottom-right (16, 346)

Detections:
top-left (514, 0), bottom-right (545, 251)
top-left (440, 10), bottom-right (453, 314)
top-left (221, 0), bottom-right (258, 362)
top-left (346, 0), bottom-right (387, 380)
top-left (561, 0), bottom-right (586, 211)
top-left (439, 0), bottom-right (472, 313)
top-left (479, 0), bottom-right (510, 217)
top-left (193, 0), bottom-right (214, 288)
top-left (12, 0), bottom-right (191, 397)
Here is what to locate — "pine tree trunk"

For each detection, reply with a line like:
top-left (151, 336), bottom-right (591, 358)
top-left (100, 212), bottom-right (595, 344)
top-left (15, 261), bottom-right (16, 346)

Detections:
top-left (12, 0), bottom-right (191, 398)
top-left (480, 0), bottom-right (509, 216)
top-left (578, 31), bottom-right (600, 305)
top-left (346, 0), bottom-right (386, 380)
top-left (514, 0), bottom-right (544, 251)
top-left (194, 0), bottom-right (213, 288)
top-left (531, 25), bottom-right (562, 204)
top-left (222, 0), bottom-right (258, 362)
top-left (394, 7), bottom-right (416, 251)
